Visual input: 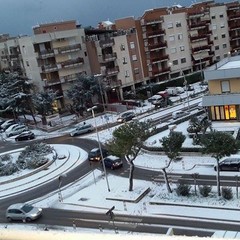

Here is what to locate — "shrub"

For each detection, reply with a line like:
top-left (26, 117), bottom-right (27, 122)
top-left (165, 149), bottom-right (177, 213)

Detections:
top-left (176, 183), bottom-right (191, 196)
top-left (199, 185), bottom-right (212, 197)
top-left (0, 162), bottom-right (18, 176)
top-left (222, 187), bottom-right (233, 200)
top-left (0, 154), bottom-right (12, 162)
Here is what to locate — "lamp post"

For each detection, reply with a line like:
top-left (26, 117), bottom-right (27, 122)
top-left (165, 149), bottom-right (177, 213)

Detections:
top-left (182, 69), bottom-right (190, 111)
top-left (87, 106), bottom-right (110, 192)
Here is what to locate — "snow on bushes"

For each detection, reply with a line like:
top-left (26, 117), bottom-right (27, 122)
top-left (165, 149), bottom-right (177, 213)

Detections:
top-left (17, 142), bottom-right (54, 170)
top-left (0, 154), bottom-right (18, 176)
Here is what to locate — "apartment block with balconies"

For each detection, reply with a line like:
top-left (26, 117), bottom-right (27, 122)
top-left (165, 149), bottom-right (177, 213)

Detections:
top-left (202, 55), bottom-right (240, 121)
top-left (20, 20), bottom-right (91, 110)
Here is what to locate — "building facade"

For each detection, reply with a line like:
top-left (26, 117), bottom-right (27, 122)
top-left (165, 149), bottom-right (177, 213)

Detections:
top-left (203, 55), bottom-right (240, 121)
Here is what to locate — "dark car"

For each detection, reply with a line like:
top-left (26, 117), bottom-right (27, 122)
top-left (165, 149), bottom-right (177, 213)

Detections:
top-left (15, 131), bottom-right (35, 141)
top-left (88, 148), bottom-right (108, 161)
top-left (117, 112), bottom-right (135, 123)
top-left (102, 155), bottom-right (123, 170)
top-left (214, 157), bottom-right (240, 171)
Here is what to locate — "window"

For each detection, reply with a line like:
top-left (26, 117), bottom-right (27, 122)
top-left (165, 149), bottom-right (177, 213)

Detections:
top-left (84, 51), bottom-right (87, 56)
top-left (122, 57), bottom-right (127, 64)
top-left (220, 23), bottom-right (225, 28)
top-left (134, 68), bottom-right (139, 74)
top-left (26, 61), bottom-right (29, 67)
top-left (214, 36), bottom-right (218, 40)
top-left (222, 34), bottom-right (226, 38)
top-left (178, 33), bottom-right (183, 40)
top-left (220, 14), bottom-right (224, 18)
top-left (120, 44), bottom-right (125, 51)
top-left (224, 53), bottom-right (228, 58)
top-left (167, 22), bottom-right (173, 29)
top-left (215, 45), bottom-right (219, 50)
top-left (173, 59), bottom-right (178, 65)
top-left (130, 42), bottom-right (135, 49)
top-left (181, 58), bottom-right (186, 63)
top-left (211, 15), bottom-right (216, 19)
top-left (221, 80), bottom-right (230, 93)
top-left (132, 55), bottom-right (137, 61)
top-left (169, 35), bottom-right (175, 41)
top-left (125, 70), bottom-right (130, 77)
top-left (176, 21), bottom-right (181, 27)
top-left (180, 46), bottom-right (185, 51)
top-left (170, 47), bottom-right (177, 53)
top-left (216, 56), bottom-right (220, 61)
top-left (223, 43), bottom-right (227, 49)
top-left (212, 25), bottom-right (217, 30)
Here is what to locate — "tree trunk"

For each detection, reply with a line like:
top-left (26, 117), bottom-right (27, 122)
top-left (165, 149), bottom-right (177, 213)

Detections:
top-left (216, 159), bottom-right (221, 196)
top-left (128, 161), bottom-right (134, 191)
top-left (162, 168), bottom-right (172, 193)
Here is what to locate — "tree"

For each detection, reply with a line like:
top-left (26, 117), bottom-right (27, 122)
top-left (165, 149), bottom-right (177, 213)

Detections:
top-left (66, 74), bottom-right (102, 117)
top-left (32, 90), bottom-right (56, 124)
top-left (200, 130), bottom-right (240, 196)
top-left (160, 131), bottom-right (186, 193)
top-left (106, 120), bottom-right (154, 191)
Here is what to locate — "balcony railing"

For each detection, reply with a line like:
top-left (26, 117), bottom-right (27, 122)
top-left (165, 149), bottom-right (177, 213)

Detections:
top-left (61, 58), bottom-right (84, 68)
top-left (41, 64), bottom-right (58, 73)
top-left (146, 29), bottom-right (165, 38)
top-left (150, 67), bottom-right (170, 76)
top-left (229, 23), bottom-right (240, 30)
top-left (60, 74), bottom-right (78, 83)
top-left (148, 41), bottom-right (167, 51)
top-left (189, 21), bottom-right (208, 30)
top-left (100, 39), bottom-right (114, 48)
top-left (57, 44), bottom-right (81, 54)
top-left (192, 45), bottom-right (211, 53)
top-left (150, 54), bottom-right (169, 63)
top-left (102, 66), bottom-right (119, 76)
top-left (228, 12), bottom-right (240, 20)
top-left (38, 49), bottom-right (55, 59)
top-left (102, 53), bottom-right (117, 62)
top-left (190, 34), bottom-right (208, 42)
top-left (44, 79), bottom-right (61, 86)
top-left (141, 17), bottom-right (164, 26)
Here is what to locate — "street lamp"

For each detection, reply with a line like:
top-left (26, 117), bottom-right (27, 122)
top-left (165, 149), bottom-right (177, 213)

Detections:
top-left (87, 106), bottom-right (110, 192)
top-left (182, 69), bottom-right (190, 111)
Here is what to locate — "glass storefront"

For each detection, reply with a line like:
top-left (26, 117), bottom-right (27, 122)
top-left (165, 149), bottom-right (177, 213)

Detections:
top-left (210, 105), bottom-right (237, 121)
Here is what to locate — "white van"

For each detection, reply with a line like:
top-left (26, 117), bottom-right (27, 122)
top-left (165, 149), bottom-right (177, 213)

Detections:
top-left (172, 110), bottom-right (190, 120)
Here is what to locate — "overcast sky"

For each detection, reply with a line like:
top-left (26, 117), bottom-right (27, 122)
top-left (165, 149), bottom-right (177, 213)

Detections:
top-left (0, 0), bottom-right (229, 36)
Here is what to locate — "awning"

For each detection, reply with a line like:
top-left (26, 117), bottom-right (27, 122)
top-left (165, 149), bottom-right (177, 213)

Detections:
top-left (202, 94), bottom-right (240, 106)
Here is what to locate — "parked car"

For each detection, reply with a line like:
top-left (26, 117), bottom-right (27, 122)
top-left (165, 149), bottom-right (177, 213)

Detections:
top-left (172, 110), bottom-right (190, 120)
top-left (117, 112), bottom-right (135, 123)
top-left (147, 95), bottom-right (163, 103)
top-left (88, 147), bottom-right (108, 161)
top-left (5, 123), bottom-right (20, 133)
top-left (6, 125), bottom-right (28, 137)
top-left (15, 131), bottom-right (35, 141)
top-left (70, 124), bottom-right (94, 137)
top-left (6, 203), bottom-right (42, 222)
top-left (214, 157), bottom-right (240, 171)
top-left (1, 119), bottom-right (16, 131)
top-left (102, 155), bottom-right (123, 170)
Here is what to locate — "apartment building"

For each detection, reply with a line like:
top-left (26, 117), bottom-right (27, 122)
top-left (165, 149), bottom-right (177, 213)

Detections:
top-left (0, 34), bottom-right (22, 73)
top-left (202, 55), bottom-right (240, 121)
top-left (17, 20), bottom-right (91, 110)
top-left (86, 18), bottom-right (144, 103)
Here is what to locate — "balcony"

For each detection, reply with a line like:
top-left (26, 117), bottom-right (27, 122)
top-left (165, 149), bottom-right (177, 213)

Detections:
top-left (230, 33), bottom-right (240, 41)
top-left (187, 11), bottom-right (205, 19)
top-left (100, 39), bottom-right (114, 48)
top-left (190, 34), bottom-right (208, 42)
top-left (43, 79), bottom-right (61, 87)
top-left (60, 74), bottom-right (78, 83)
top-left (192, 45), bottom-right (211, 53)
top-left (189, 21), bottom-right (209, 30)
top-left (150, 54), bottom-right (169, 64)
top-left (229, 23), bottom-right (240, 30)
top-left (37, 49), bottom-right (55, 59)
top-left (57, 44), bottom-right (81, 54)
top-left (150, 67), bottom-right (170, 77)
top-left (61, 58), bottom-right (84, 69)
top-left (141, 17), bottom-right (164, 26)
top-left (147, 41), bottom-right (167, 51)
top-left (10, 54), bottom-right (18, 60)
top-left (101, 53), bottom-right (117, 63)
top-left (41, 64), bottom-right (58, 73)
top-left (228, 12), bottom-right (240, 20)
top-left (146, 29), bottom-right (165, 38)
top-left (102, 66), bottom-right (119, 76)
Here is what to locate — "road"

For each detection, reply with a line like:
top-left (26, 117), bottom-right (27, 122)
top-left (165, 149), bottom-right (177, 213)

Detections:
top-left (0, 95), bottom-right (238, 236)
